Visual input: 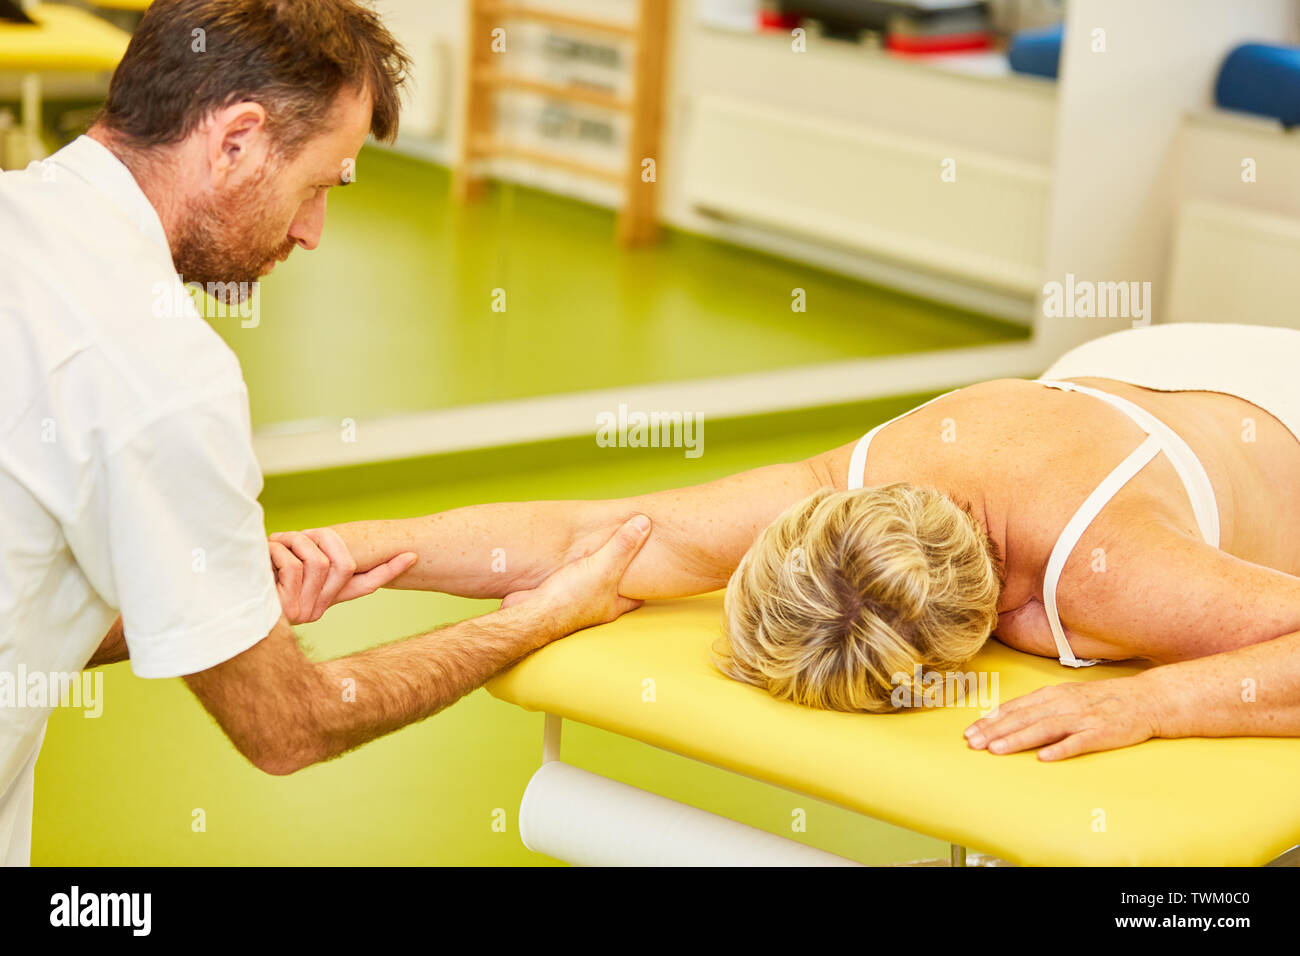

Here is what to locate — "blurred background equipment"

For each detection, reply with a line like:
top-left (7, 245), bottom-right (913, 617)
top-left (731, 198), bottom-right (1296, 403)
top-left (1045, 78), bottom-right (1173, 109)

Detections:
top-left (778, 0), bottom-right (993, 50)
top-left (1006, 20), bottom-right (1061, 76)
top-left (0, 1), bottom-right (128, 164)
top-left (1215, 42), bottom-right (1300, 129)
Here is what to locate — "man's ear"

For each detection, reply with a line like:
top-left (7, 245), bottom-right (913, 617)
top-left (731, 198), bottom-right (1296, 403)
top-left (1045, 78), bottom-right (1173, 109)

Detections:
top-left (205, 101), bottom-right (269, 187)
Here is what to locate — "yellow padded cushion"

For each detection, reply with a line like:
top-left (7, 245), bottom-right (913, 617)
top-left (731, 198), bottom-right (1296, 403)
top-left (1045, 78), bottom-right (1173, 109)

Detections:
top-left (0, 5), bottom-right (129, 72)
top-left (488, 592), bottom-right (1300, 865)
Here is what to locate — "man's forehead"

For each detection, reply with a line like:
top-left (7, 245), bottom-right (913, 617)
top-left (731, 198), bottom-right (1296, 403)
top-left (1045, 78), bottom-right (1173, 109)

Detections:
top-left (280, 88), bottom-right (369, 179)
top-left (313, 94), bottom-right (371, 170)
top-left (302, 129), bottom-right (366, 179)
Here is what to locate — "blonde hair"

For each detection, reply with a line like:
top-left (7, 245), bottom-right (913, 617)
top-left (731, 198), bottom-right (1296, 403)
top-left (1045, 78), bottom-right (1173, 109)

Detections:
top-left (715, 484), bottom-right (1003, 713)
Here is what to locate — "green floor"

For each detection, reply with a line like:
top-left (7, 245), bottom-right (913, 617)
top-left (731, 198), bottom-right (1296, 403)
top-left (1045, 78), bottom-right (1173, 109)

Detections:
top-left (218, 146), bottom-right (1027, 429)
top-left (27, 135), bottom-right (1023, 864)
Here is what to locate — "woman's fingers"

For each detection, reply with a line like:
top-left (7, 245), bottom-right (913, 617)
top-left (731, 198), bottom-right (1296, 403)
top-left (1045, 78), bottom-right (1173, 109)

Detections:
top-left (1037, 729), bottom-right (1112, 762)
top-left (273, 530), bottom-right (332, 623)
top-left (981, 714), bottom-right (1079, 755)
top-left (964, 686), bottom-right (1071, 748)
top-left (964, 678), bottom-right (1157, 760)
top-left (335, 551), bottom-right (417, 603)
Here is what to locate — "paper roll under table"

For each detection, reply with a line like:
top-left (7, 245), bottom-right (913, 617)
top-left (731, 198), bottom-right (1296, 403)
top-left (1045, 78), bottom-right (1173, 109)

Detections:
top-left (519, 761), bottom-right (862, 866)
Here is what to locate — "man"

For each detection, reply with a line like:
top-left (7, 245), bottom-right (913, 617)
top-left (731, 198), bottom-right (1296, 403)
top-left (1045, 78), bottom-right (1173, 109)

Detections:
top-left (0, 0), bottom-right (650, 867)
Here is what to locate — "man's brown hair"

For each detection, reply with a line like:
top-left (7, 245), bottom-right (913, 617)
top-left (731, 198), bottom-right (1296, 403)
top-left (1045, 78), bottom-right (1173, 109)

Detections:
top-left (99, 0), bottom-right (409, 156)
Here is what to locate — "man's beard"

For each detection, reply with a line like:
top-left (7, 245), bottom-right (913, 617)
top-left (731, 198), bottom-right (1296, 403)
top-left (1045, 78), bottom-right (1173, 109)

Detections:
top-left (169, 160), bottom-right (296, 304)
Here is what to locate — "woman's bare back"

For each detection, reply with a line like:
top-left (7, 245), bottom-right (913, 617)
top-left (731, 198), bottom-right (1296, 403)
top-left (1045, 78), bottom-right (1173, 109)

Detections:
top-left (824, 376), bottom-right (1300, 662)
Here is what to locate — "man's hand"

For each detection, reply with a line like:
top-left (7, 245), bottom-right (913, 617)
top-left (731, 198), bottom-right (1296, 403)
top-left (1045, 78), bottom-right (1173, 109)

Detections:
top-left (269, 527), bottom-right (416, 624)
top-left (501, 514), bottom-right (652, 634)
top-left (963, 675), bottom-right (1162, 761)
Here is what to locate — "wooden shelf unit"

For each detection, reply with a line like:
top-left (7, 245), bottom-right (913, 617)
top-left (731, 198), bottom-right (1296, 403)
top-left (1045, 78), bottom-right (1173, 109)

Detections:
top-left (455, 0), bottom-right (671, 246)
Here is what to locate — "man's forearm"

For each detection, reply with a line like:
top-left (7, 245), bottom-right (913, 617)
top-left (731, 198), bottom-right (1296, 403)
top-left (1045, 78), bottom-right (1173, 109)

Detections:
top-left (286, 602), bottom-right (570, 772)
top-left (1146, 630), bottom-right (1300, 739)
top-left (193, 512), bottom-right (650, 776)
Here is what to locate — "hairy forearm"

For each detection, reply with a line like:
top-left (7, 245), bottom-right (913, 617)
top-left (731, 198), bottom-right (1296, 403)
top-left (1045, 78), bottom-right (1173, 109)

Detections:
top-left (256, 604), bottom-right (569, 774)
top-left (1145, 630), bottom-right (1300, 739)
top-left (87, 617), bottom-right (129, 668)
top-left (330, 461), bottom-right (823, 601)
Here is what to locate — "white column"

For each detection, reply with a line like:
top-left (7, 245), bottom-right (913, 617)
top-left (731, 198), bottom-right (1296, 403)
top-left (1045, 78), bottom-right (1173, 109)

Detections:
top-left (1037, 0), bottom-right (1297, 358)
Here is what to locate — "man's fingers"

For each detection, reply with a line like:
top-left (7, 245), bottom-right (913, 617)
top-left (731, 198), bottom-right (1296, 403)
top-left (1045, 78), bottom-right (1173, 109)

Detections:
top-left (335, 552), bottom-right (417, 603)
top-left (591, 514), bottom-right (652, 579)
top-left (270, 527), bottom-right (408, 623)
top-left (274, 531), bottom-right (331, 621)
top-left (495, 516), bottom-right (651, 633)
top-left (268, 539), bottom-right (303, 621)
top-left (500, 588), bottom-right (533, 610)
top-left (303, 527), bottom-right (359, 620)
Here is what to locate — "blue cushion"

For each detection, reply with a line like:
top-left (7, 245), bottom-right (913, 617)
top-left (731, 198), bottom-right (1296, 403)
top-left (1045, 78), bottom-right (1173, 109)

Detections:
top-left (1008, 23), bottom-right (1062, 80)
top-left (1216, 44), bottom-right (1300, 128)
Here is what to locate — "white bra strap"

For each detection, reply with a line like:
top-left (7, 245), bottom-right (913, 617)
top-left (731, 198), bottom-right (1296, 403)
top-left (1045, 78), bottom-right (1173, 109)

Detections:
top-left (1037, 380), bottom-right (1220, 547)
top-left (847, 389), bottom-right (962, 490)
top-left (847, 425), bottom-right (880, 491)
top-left (1042, 433), bottom-right (1162, 667)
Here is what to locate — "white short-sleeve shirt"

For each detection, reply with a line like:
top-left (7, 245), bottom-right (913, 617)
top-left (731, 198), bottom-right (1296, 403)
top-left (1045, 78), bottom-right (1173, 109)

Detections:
top-left (0, 136), bottom-right (284, 865)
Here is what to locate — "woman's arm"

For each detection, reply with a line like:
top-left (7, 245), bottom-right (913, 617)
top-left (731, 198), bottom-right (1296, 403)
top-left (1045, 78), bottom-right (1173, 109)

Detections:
top-left (966, 511), bottom-right (1300, 758)
top-left (1152, 628), bottom-right (1300, 738)
top-left (326, 454), bottom-right (839, 601)
top-left (1043, 502), bottom-right (1300, 665)
top-left (964, 627), bottom-right (1300, 760)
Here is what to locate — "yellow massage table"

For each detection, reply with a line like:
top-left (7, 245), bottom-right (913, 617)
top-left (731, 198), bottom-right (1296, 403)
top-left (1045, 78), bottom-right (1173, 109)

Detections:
top-left (488, 592), bottom-right (1300, 866)
top-left (0, 3), bottom-right (129, 159)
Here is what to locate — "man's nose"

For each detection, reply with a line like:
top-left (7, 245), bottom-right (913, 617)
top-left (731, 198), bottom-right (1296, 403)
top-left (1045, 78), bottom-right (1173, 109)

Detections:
top-left (288, 196), bottom-right (327, 251)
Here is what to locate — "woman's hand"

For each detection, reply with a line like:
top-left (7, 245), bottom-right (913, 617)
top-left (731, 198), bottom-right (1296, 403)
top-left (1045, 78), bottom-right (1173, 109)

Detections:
top-left (963, 674), bottom-right (1163, 761)
top-left (269, 527), bottom-right (416, 625)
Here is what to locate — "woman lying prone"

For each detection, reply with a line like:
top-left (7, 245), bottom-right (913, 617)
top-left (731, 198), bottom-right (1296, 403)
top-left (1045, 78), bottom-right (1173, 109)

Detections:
top-left (271, 324), bottom-right (1300, 759)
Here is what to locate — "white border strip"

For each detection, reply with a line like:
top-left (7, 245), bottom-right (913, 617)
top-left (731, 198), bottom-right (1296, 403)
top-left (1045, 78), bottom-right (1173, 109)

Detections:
top-left (254, 338), bottom-right (1051, 475)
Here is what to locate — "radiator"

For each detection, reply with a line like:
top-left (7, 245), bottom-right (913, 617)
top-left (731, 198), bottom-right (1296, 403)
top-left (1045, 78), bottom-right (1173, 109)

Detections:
top-left (681, 95), bottom-right (1052, 296)
top-left (1167, 199), bottom-right (1300, 325)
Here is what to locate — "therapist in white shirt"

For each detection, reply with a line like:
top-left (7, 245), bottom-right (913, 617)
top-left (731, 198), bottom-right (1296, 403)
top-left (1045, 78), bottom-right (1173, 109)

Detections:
top-left (0, 0), bottom-right (650, 866)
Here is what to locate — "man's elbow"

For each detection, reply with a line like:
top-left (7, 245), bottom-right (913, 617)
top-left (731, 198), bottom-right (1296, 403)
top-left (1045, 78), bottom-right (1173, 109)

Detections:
top-left (240, 732), bottom-right (323, 777)
top-left (251, 751), bottom-right (305, 777)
